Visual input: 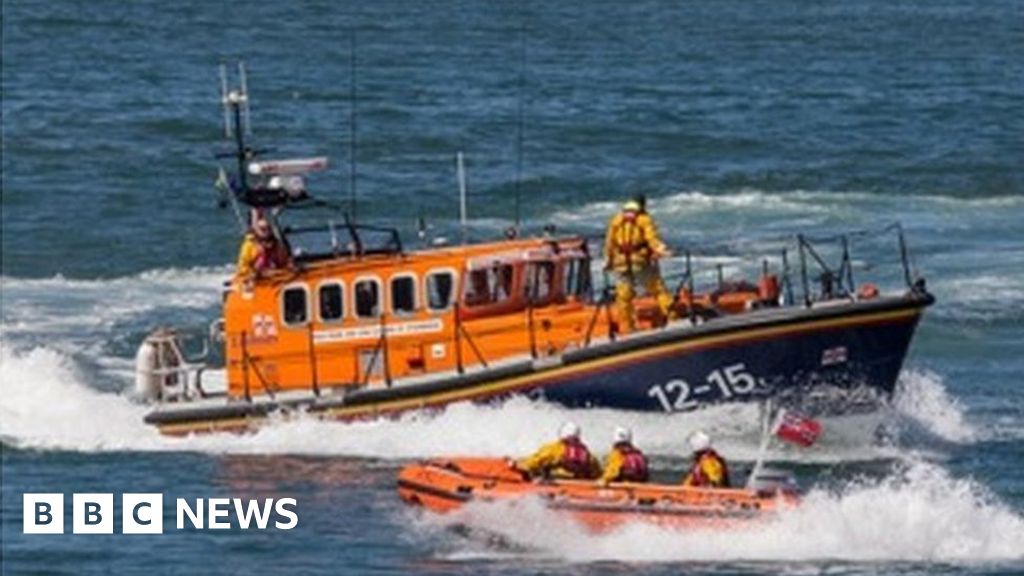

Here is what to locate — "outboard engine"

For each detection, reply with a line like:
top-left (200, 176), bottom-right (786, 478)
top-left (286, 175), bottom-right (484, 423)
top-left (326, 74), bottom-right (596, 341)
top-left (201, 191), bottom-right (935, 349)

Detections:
top-left (134, 328), bottom-right (187, 402)
top-left (748, 467), bottom-right (799, 496)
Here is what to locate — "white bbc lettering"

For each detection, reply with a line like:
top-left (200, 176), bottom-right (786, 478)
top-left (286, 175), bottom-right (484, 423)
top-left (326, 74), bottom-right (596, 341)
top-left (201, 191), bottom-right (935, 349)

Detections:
top-left (233, 499), bottom-right (273, 530)
top-left (23, 494), bottom-right (64, 534)
top-left (22, 494), bottom-right (297, 534)
top-left (72, 493), bottom-right (114, 534)
top-left (208, 498), bottom-right (232, 529)
top-left (122, 494), bottom-right (164, 535)
top-left (177, 498), bottom-right (204, 529)
top-left (178, 497), bottom-right (297, 530)
top-left (274, 498), bottom-right (298, 530)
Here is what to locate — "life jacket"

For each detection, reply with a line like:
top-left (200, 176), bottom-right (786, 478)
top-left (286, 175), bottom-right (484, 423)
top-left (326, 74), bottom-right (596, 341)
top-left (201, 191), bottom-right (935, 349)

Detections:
top-left (560, 438), bottom-right (595, 479)
top-left (616, 443), bottom-right (649, 482)
top-left (254, 239), bottom-right (288, 271)
top-left (611, 214), bottom-right (651, 268)
top-left (688, 449), bottom-right (730, 488)
top-left (607, 212), bottom-right (665, 275)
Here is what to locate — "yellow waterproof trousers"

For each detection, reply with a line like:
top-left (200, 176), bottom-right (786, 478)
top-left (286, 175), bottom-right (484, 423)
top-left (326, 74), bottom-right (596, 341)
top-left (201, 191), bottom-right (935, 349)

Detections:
top-left (614, 266), bottom-right (675, 331)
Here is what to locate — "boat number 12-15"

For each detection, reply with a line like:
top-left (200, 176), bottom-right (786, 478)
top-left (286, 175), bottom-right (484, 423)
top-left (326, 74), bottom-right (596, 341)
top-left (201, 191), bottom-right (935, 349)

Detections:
top-left (647, 363), bottom-right (759, 412)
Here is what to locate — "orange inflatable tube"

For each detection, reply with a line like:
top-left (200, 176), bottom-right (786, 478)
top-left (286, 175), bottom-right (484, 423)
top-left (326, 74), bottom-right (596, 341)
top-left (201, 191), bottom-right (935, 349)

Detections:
top-left (397, 457), bottom-right (799, 532)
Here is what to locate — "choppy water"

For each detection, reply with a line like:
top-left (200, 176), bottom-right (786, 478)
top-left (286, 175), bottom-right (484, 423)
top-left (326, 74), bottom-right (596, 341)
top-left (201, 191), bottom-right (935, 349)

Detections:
top-left (2, 0), bottom-right (1023, 574)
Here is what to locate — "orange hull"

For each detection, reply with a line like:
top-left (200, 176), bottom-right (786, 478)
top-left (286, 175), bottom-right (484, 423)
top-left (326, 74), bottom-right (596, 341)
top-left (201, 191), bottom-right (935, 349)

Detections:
top-left (397, 457), bottom-right (798, 532)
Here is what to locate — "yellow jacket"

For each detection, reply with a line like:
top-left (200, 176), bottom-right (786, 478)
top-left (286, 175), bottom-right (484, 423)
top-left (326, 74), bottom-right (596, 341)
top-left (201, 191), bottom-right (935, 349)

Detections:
top-left (599, 444), bottom-right (649, 484)
top-left (517, 439), bottom-right (600, 480)
top-left (236, 233), bottom-right (289, 278)
top-left (681, 450), bottom-right (729, 488)
top-left (604, 212), bottom-right (668, 273)
top-left (236, 233), bottom-right (260, 279)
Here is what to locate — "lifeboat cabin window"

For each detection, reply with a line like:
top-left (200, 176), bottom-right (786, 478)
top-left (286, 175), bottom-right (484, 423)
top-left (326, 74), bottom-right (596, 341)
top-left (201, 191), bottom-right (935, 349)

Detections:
top-left (563, 258), bottom-right (592, 299)
top-left (524, 261), bottom-right (556, 304)
top-left (464, 265), bottom-right (514, 307)
top-left (319, 282), bottom-right (344, 322)
top-left (282, 285), bottom-right (309, 326)
top-left (426, 270), bottom-right (455, 311)
top-left (391, 275), bottom-right (417, 316)
top-left (354, 278), bottom-right (381, 319)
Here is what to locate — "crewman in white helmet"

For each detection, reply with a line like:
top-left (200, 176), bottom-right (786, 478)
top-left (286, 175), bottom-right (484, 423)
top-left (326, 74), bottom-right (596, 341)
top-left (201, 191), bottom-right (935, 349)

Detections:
top-left (598, 426), bottom-right (650, 485)
top-left (514, 421), bottom-right (600, 480)
top-left (681, 430), bottom-right (730, 488)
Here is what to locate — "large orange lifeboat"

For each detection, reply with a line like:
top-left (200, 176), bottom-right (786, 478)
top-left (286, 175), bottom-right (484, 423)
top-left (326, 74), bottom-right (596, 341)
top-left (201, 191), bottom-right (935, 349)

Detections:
top-left (137, 71), bottom-right (934, 436)
top-left (397, 457), bottom-right (799, 532)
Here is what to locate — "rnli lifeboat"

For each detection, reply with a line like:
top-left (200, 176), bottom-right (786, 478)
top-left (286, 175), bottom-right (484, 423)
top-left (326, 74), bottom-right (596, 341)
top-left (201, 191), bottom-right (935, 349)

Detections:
top-left (397, 457), bottom-right (799, 532)
top-left (137, 71), bottom-right (934, 435)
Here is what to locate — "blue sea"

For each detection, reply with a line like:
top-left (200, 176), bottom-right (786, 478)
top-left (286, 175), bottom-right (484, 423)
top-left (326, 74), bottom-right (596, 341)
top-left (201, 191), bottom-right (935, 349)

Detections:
top-left (2, 1), bottom-right (1023, 574)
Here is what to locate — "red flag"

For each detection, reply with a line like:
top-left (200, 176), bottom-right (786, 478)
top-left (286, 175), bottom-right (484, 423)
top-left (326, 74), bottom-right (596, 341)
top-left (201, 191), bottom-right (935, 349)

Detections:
top-left (774, 410), bottom-right (823, 447)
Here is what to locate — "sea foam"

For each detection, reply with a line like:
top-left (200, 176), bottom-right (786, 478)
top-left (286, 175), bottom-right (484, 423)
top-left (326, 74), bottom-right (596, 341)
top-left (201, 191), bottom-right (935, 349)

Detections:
top-left (419, 459), bottom-right (1024, 563)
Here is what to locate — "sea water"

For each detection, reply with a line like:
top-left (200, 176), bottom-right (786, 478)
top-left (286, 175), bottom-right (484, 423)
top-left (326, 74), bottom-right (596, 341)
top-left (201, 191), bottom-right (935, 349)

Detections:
top-left (2, 1), bottom-right (1023, 574)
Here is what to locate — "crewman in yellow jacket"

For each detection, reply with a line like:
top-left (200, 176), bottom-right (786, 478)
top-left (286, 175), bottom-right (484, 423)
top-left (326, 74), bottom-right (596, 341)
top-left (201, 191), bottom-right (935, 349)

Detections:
top-left (598, 426), bottom-right (650, 485)
top-left (604, 196), bottom-right (675, 331)
top-left (681, 430), bottom-right (730, 488)
top-left (515, 422), bottom-right (601, 480)
top-left (236, 212), bottom-right (290, 280)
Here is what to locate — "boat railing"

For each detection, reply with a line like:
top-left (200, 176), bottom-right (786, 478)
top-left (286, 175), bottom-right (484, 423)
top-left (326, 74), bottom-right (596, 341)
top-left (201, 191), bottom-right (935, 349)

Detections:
top-left (657, 221), bottom-right (923, 312)
top-left (137, 328), bottom-right (226, 402)
top-left (453, 302), bottom-right (490, 374)
top-left (583, 285), bottom-right (618, 346)
top-left (238, 331), bottom-right (281, 402)
top-left (358, 314), bottom-right (392, 388)
top-left (283, 217), bottom-right (403, 264)
top-left (231, 303), bottom-right (499, 399)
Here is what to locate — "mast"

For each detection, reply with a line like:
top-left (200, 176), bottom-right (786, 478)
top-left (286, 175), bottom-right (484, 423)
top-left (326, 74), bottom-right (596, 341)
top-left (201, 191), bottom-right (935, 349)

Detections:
top-left (513, 16), bottom-right (527, 232)
top-left (457, 151), bottom-right (468, 244)
top-left (220, 63), bottom-right (252, 194)
top-left (348, 30), bottom-right (358, 223)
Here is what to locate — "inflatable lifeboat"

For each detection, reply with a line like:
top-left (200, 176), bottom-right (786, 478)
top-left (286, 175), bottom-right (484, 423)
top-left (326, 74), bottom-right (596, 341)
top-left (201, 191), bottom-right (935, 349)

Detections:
top-left (397, 457), bottom-right (799, 532)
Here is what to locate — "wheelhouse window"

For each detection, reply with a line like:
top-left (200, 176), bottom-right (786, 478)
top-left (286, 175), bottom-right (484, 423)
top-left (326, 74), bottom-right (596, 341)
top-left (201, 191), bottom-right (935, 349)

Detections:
top-left (391, 275), bottom-right (416, 316)
top-left (282, 286), bottom-right (309, 326)
top-left (563, 258), bottom-right (592, 298)
top-left (464, 265), bottom-right (514, 307)
top-left (524, 261), bottom-right (556, 302)
top-left (318, 282), bottom-right (344, 322)
top-left (354, 278), bottom-right (381, 319)
top-left (426, 270), bottom-right (455, 311)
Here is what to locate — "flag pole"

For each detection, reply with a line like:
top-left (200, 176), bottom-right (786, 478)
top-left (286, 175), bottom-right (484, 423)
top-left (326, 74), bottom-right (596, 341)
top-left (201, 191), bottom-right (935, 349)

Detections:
top-left (746, 399), bottom-right (780, 490)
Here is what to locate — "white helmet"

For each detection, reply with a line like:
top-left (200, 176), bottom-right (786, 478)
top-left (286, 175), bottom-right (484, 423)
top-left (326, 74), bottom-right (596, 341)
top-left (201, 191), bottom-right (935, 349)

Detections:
top-left (688, 430), bottom-right (711, 452)
top-left (559, 421), bottom-right (581, 440)
top-left (613, 426), bottom-right (633, 444)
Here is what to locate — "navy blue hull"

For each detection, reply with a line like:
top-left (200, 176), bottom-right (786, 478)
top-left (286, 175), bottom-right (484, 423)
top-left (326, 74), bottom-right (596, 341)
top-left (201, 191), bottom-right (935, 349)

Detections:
top-left (540, 305), bottom-right (925, 415)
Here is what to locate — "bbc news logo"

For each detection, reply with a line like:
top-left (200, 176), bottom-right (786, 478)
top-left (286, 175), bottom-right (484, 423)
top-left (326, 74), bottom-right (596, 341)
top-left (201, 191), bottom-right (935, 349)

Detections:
top-left (23, 493), bottom-right (298, 534)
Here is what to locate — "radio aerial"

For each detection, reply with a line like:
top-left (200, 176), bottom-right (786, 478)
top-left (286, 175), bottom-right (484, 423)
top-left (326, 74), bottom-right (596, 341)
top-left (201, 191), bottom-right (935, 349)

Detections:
top-left (220, 62), bottom-right (251, 139)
